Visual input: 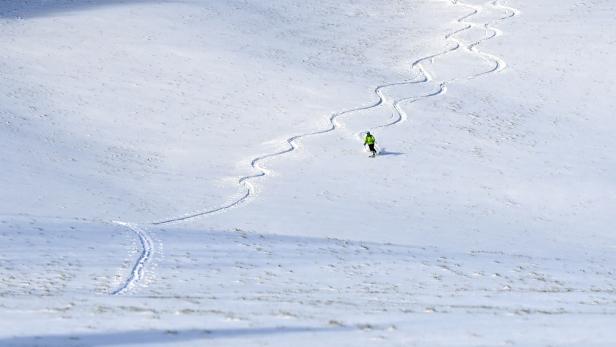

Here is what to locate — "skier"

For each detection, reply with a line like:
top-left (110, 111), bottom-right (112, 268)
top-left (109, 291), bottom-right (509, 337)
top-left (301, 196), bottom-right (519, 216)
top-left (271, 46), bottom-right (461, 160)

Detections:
top-left (364, 131), bottom-right (377, 157)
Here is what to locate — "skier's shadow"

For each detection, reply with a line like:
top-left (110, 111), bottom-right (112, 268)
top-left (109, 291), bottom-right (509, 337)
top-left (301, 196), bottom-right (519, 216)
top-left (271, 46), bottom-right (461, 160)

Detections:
top-left (378, 148), bottom-right (404, 156)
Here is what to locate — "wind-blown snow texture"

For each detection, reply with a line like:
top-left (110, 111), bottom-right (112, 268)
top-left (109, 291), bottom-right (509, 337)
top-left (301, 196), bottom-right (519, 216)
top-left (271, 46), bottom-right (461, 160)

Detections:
top-left (1, 0), bottom-right (615, 346)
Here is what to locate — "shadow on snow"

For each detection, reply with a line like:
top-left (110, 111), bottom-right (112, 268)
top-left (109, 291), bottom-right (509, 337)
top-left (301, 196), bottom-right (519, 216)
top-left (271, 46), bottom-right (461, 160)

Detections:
top-left (0, 0), bottom-right (174, 18)
top-left (378, 148), bottom-right (404, 156)
top-left (0, 326), bottom-right (351, 346)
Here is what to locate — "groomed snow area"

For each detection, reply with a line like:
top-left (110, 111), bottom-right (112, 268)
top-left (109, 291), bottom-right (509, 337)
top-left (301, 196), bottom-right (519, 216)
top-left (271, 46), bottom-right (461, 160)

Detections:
top-left (1, 0), bottom-right (615, 346)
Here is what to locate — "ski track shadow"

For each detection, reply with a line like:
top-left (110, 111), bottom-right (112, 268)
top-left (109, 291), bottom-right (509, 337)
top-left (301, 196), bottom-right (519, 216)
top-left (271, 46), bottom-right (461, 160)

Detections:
top-left (0, 327), bottom-right (353, 346)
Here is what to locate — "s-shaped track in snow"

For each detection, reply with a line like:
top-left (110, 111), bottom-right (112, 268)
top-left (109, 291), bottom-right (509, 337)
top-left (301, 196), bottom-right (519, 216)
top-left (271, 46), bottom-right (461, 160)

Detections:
top-left (112, 0), bottom-right (518, 295)
top-left (368, 0), bottom-right (519, 135)
top-left (152, 0), bottom-right (518, 226)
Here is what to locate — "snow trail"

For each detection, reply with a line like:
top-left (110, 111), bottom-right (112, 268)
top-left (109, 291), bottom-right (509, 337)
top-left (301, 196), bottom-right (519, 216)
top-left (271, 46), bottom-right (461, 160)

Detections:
top-left (150, 80), bottom-right (418, 225)
top-left (111, 222), bottom-right (153, 295)
top-left (366, 0), bottom-right (519, 138)
top-left (152, 0), bottom-right (515, 225)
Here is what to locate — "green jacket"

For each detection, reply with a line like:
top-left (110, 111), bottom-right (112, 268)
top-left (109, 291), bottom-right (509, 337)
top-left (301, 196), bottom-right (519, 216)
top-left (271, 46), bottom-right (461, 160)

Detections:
top-left (364, 134), bottom-right (376, 145)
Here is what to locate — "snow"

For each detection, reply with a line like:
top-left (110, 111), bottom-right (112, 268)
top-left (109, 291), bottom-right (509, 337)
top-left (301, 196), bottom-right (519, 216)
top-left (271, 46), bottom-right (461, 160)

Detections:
top-left (1, 0), bottom-right (616, 346)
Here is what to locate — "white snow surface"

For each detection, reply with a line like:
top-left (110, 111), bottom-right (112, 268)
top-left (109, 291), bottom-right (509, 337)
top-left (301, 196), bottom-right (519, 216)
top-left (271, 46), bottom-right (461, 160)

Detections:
top-left (1, 0), bottom-right (616, 346)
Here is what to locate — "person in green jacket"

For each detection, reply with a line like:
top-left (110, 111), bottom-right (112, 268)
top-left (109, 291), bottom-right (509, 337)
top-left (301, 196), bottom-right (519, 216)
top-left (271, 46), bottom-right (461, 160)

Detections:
top-left (364, 131), bottom-right (377, 157)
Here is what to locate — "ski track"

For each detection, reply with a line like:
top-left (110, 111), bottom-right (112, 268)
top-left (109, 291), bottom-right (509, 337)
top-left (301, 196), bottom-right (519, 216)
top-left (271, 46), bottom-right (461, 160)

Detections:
top-left (369, 0), bottom-right (519, 136)
top-left (112, 0), bottom-right (518, 294)
top-left (153, 0), bottom-right (518, 225)
top-left (111, 221), bottom-right (154, 295)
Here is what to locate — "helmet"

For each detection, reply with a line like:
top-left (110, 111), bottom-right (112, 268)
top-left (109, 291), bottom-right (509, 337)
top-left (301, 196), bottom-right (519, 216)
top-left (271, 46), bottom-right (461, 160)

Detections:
top-left (366, 131), bottom-right (371, 135)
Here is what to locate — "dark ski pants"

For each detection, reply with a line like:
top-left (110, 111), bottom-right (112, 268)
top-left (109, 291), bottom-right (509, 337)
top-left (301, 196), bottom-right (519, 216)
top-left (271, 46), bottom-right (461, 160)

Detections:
top-left (368, 144), bottom-right (376, 154)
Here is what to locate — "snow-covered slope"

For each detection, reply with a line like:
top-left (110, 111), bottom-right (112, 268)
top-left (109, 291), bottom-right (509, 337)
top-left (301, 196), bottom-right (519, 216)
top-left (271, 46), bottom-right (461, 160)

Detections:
top-left (1, 0), bottom-right (615, 346)
top-left (0, 0), bottom-right (453, 222)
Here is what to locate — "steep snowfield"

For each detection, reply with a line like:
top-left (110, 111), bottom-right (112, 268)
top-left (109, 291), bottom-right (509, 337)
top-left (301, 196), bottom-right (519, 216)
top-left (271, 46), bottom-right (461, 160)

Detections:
top-left (1, 0), bottom-right (616, 346)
